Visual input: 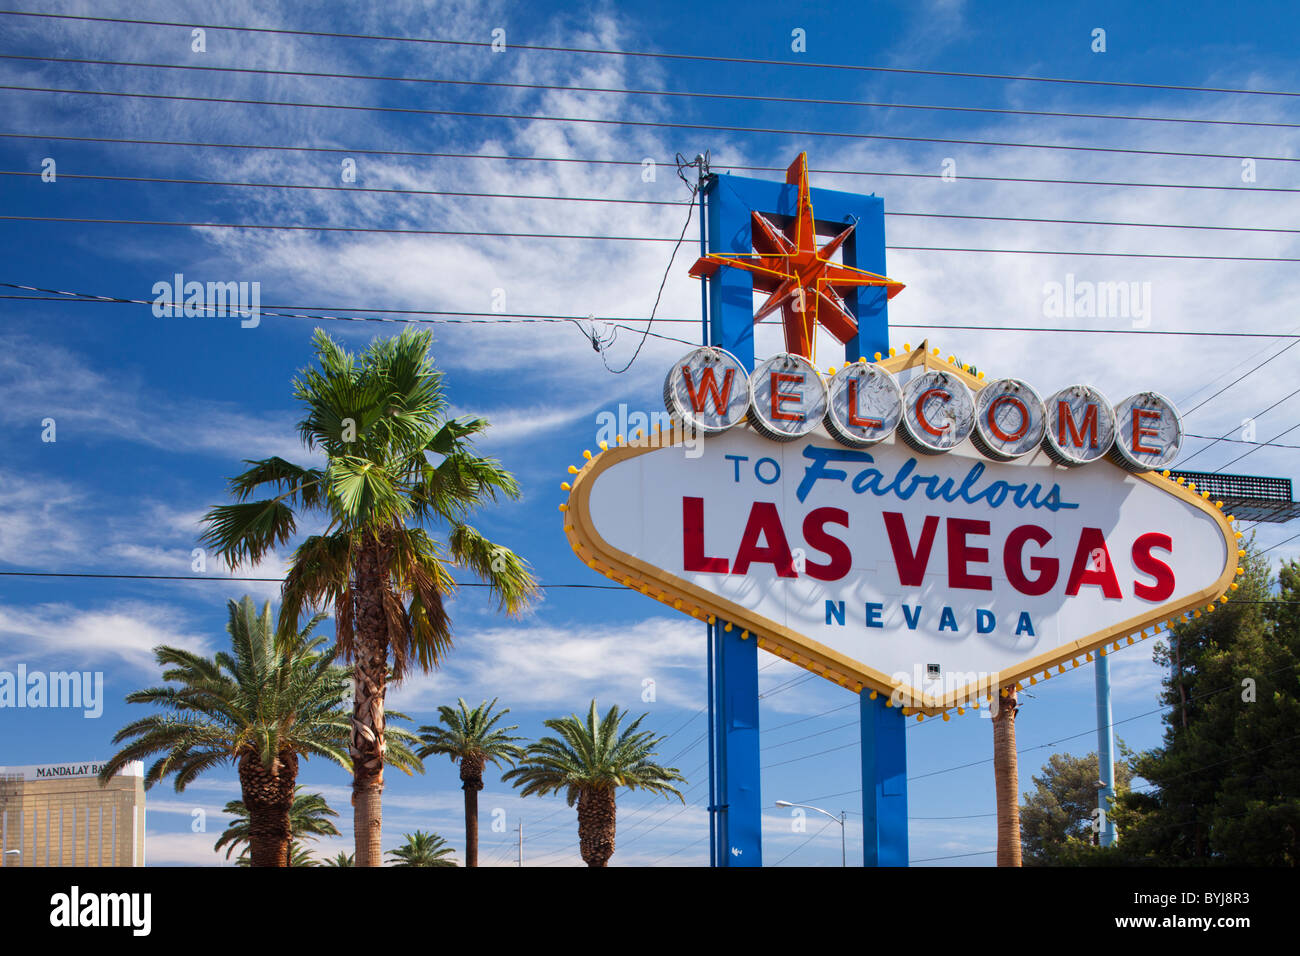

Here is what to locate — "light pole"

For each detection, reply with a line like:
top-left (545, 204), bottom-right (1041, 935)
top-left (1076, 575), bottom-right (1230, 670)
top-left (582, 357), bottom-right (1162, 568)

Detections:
top-left (775, 800), bottom-right (847, 866)
top-left (3, 849), bottom-right (19, 867)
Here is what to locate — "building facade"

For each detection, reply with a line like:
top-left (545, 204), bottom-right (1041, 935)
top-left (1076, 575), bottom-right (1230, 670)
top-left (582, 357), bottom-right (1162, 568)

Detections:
top-left (0, 761), bottom-right (145, 867)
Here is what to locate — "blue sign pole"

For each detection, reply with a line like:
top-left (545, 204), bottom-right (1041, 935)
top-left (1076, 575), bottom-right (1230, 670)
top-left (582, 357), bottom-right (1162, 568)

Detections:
top-left (1095, 653), bottom-right (1116, 846)
top-left (699, 166), bottom-right (904, 866)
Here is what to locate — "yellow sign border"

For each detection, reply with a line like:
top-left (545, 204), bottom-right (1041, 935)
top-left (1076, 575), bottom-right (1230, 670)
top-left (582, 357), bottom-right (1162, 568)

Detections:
top-left (563, 348), bottom-right (1241, 716)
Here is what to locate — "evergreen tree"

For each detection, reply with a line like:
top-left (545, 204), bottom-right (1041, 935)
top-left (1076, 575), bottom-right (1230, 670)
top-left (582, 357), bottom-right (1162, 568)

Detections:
top-left (1020, 743), bottom-right (1134, 865)
top-left (1111, 546), bottom-right (1300, 865)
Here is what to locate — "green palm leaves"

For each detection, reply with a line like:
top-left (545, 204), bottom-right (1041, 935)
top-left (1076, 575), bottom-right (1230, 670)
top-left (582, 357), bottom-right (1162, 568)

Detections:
top-left (503, 700), bottom-right (685, 806)
top-left (387, 830), bottom-right (458, 867)
top-left (214, 787), bottom-right (341, 862)
top-left (416, 698), bottom-right (526, 770)
top-left (98, 596), bottom-right (355, 788)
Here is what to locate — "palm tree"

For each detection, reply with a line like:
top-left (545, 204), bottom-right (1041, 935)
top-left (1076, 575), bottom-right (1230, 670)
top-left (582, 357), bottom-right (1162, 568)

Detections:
top-left (417, 698), bottom-right (525, 867)
top-left (200, 328), bottom-right (537, 865)
top-left (214, 787), bottom-right (341, 862)
top-left (323, 851), bottom-right (355, 867)
top-left (994, 685), bottom-right (1022, 865)
top-left (387, 830), bottom-right (458, 867)
top-left (98, 595), bottom-right (422, 866)
top-left (503, 701), bottom-right (685, 866)
top-left (235, 841), bottom-right (319, 867)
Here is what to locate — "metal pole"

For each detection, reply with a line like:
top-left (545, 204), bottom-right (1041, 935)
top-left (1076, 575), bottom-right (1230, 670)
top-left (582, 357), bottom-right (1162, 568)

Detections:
top-left (840, 811), bottom-right (847, 867)
top-left (1095, 651), bottom-right (1116, 847)
top-left (518, 821), bottom-right (523, 867)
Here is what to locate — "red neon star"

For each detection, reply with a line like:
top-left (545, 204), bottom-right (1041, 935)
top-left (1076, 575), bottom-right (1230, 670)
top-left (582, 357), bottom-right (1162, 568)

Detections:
top-left (689, 153), bottom-right (904, 360)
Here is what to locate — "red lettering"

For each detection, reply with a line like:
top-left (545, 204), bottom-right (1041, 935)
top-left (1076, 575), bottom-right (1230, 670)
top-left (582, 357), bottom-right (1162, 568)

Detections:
top-left (732, 502), bottom-right (796, 577)
top-left (802, 508), bottom-right (851, 581)
top-left (1065, 528), bottom-right (1122, 598)
top-left (915, 388), bottom-right (952, 437)
top-left (1132, 408), bottom-right (1161, 456)
top-left (770, 372), bottom-right (805, 422)
top-left (882, 512), bottom-right (941, 586)
top-left (1058, 401), bottom-right (1100, 449)
top-left (1132, 532), bottom-right (1175, 601)
top-left (988, 395), bottom-right (1029, 442)
top-left (1004, 525), bottom-right (1059, 596)
top-left (682, 497), bottom-right (728, 573)
top-left (947, 518), bottom-right (992, 590)
top-left (680, 365), bottom-right (736, 415)
top-left (846, 379), bottom-right (883, 429)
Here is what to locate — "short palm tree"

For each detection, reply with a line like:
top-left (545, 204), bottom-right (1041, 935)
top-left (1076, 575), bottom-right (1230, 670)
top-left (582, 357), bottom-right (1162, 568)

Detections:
top-left (236, 840), bottom-right (318, 867)
top-left (387, 830), bottom-right (458, 867)
top-left (503, 701), bottom-right (685, 866)
top-left (417, 697), bottom-right (526, 867)
top-left (214, 787), bottom-right (340, 862)
top-left (323, 851), bottom-right (355, 867)
top-left (201, 328), bottom-right (537, 865)
top-left (98, 595), bottom-right (421, 866)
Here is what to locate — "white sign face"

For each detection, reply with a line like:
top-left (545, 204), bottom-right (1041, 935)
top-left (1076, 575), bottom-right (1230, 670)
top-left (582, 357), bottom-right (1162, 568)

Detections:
top-left (823, 362), bottom-right (903, 447)
top-left (663, 347), bottom-right (751, 434)
top-left (1112, 392), bottom-right (1183, 472)
top-left (570, 421), bottom-right (1236, 710)
top-left (747, 353), bottom-right (828, 441)
top-left (971, 378), bottom-right (1046, 461)
top-left (898, 370), bottom-right (975, 454)
top-left (1043, 384), bottom-right (1117, 466)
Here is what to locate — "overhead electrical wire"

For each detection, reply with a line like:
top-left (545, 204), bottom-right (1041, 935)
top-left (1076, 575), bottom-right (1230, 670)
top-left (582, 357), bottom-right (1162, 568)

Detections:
top-left (4, 132), bottom-right (1297, 186)
top-left (4, 170), bottom-right (1298, 237)
top-left (8, 83), bottom-right (1300, 165)
top-left (5, 9), bottom-right (1299, 98)
top-left (2, 52), bottom-right (1297, 129)
top-left (4, 284), bottom-right (1298, 343)
top-left (3, 217), bottom-right (1296, 262)
top-left (1176, 384), bottom-right (1300, 467)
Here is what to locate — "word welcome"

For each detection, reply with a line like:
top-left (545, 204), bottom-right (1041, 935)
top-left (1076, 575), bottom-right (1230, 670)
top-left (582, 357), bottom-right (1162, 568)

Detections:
top-left (665, 346), bottom-right (1181, 471)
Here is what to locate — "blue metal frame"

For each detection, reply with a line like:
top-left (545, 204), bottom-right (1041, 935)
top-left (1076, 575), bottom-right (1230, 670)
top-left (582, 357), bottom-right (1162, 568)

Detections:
top-left (700, 169), bottom-right (905, 867)
top-left (1095, 653), bottom-right (1116, 847)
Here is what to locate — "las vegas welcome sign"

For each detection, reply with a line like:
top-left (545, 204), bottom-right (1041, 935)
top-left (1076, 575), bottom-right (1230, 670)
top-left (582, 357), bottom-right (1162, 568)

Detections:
top-left (562, 344), bottom-right (1240, 716)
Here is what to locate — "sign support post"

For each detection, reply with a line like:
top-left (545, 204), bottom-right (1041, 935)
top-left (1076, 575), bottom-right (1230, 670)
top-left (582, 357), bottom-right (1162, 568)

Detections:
top-left (1095, 654), bottom-right (1116, 846)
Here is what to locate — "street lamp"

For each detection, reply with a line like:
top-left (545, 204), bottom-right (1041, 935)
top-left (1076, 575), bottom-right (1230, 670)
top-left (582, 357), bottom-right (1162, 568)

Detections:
top-left (3, 849), bottom-right (19, 867)
top-left (775, 800), bottom-right (847, 866)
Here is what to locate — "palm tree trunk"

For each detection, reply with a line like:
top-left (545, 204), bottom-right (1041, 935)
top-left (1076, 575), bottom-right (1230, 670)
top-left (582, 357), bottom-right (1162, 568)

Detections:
top-left (351, 536), bottom-right (390, 867)
top-left (238, 750), bottom-right (298, 867)
top-left (461, 755), bottom-right (484, 868)
top-left (577, 787), bottom-right (617, 866)
top-left (993, 686), bottom-right (1022, 866)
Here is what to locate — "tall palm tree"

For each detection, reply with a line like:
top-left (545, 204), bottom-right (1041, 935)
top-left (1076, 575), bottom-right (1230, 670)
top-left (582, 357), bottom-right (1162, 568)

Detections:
top-left (214, 787), bottom-right (340, 862)
top-left (235, 841), bottom-right (319, 867)
top-left (387, 830), bottom-right (458, 867)
top-left (200, 328), bottom-right (538, 865)
top-left (98, 595), bottom-right (421, 866)
top-left (417, 697), bottom-right (526, 867)
top-left (503, 700), bottom-right (685, 867)
top-left (994, 685), bottom-right (1022, 866)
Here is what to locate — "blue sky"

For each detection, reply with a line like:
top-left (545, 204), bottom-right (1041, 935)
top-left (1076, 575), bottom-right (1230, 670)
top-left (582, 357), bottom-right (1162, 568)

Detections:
top-left (0, 0), bottom-right (1297, 866)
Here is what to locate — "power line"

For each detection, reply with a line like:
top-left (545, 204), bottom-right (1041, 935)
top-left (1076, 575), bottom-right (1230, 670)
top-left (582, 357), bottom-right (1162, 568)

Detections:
top-left (6, 131), bottom-right (1299, 184)
top-left (5, 52), bottom-right (1298, 130)
top-left (1186, 433), bottom-right (1300, 450)
top-left (771, 817), bottom-right (838, 866)
top-left (0, 569), bottom-right (633, 589)
top-left (9, 83), bottom-right (1300, 165)
top-left (5, 10), bottom-right (1298, 98)
top-left (6, 285), bottom-right (1299, 342)
top-left (1176, 384), bottom-right (1300, 467)
top-left (1180, 341), bottom-right (1300, 416)
top-left (4, 218), bottom-right (1296, 262)
top-left (8, 170), bottom-right (1300, 236)
top-left (1212, 421), bottom-right (1300, 472)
